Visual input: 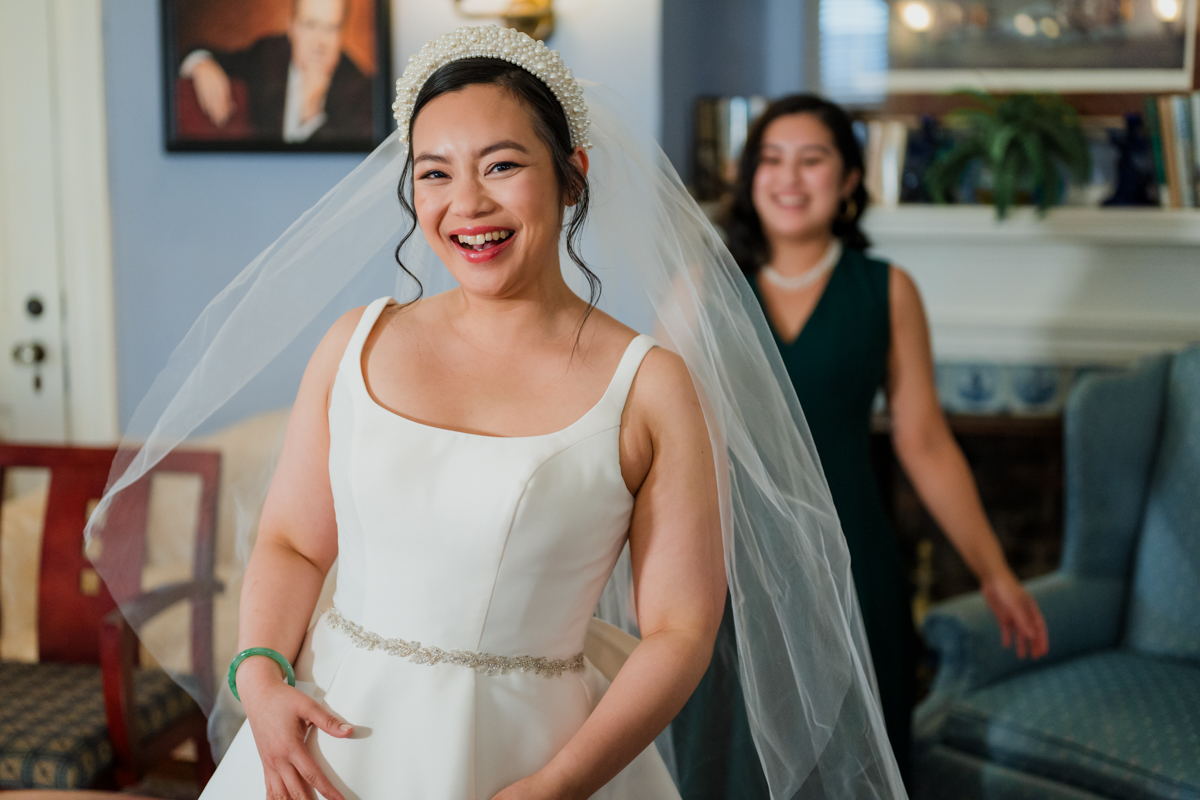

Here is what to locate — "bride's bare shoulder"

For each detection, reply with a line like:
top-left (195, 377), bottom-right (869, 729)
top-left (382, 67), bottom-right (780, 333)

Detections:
top-left (314, 303), bottom-right (374, 360)
top-left (631, 345), bottom-right (698, 417)
top-left (580, 308), bottom-right (693, 404)
top-left (302, 300), bottom-right (395, 389)
top-left (314, 295), bottom-right (427, 361)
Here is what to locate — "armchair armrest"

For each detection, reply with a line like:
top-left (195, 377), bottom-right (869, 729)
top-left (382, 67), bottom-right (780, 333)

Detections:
top-left (923, 571), bottom-right (1124, 696)
top-left (915, 572), bottom-right (1124, 742)
top-left (99, 578), bottom-right (223, 781)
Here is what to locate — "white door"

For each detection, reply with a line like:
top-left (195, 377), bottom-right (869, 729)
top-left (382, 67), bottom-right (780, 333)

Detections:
top-left (0, 0), bottom-right (70, 442)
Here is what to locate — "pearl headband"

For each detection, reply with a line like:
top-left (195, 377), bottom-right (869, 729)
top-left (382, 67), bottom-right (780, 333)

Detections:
top-left (392, 26), bottom-right (591, 150)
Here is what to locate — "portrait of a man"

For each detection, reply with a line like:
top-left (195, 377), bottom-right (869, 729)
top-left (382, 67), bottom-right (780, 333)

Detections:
top-left (163, 0), bottom-right (390, 151)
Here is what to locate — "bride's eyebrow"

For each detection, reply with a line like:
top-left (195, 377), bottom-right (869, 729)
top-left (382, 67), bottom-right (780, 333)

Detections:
top-left (477, 140), bottom-right (529, 157)
top-left (414, 141), bottom-right (529, 165)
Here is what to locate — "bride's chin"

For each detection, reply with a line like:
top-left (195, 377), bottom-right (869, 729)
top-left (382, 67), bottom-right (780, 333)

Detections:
top-left (448, 268), bottom-right (522, 298)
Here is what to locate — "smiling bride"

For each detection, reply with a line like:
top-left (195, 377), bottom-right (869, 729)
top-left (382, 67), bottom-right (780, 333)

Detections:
top-left (90, 26), bottom-right (907, 800)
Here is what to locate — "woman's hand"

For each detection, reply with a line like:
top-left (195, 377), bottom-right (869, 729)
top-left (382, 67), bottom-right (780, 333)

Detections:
top-left (190, 57), bottom-right (234, 127)
top-left (982, 572), bottom-right (1049, 660)
top-left (238, 658), bottom-right (353, 800)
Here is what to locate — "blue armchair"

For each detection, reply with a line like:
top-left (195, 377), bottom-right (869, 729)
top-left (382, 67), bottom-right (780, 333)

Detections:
top-left (914, 347), bottom-right (1200, 800)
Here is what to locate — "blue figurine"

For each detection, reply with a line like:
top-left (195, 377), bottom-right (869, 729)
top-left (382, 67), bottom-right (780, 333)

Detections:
top-left (1104, 112), bottom-right (1158, 206)
top-left (903, 115), bottom-right (945, 203)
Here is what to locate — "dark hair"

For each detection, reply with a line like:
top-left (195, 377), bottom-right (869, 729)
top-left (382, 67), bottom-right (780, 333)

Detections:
top-left (725, 94), bottom-right (870, 277)
top-left (393, 58), bottom-right (596, 317)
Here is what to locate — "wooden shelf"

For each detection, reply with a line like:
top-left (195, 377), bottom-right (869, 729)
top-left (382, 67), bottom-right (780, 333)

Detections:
top-left (872, 413), bottom-right (1063, 438)
top-left (862, 205), bottom-right (1200, 246)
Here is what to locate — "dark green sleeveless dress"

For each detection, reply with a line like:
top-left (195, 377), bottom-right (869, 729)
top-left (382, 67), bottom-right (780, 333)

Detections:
top-left (671, 247), bottom-right (916, 797)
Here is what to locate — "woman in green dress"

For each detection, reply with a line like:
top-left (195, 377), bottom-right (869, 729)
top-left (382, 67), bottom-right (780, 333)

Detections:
top-left (671, 95), bottom-right (1050, 795)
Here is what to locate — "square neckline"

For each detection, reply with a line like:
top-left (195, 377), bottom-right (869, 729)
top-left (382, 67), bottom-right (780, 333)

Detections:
top-left (353, 299), bottom-right (653, 441)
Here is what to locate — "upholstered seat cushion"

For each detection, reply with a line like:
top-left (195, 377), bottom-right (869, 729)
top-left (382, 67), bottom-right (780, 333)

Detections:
top-left (941, 650), bottom-right (1200, 800)
top-left (0, 662), bottom-right (195, 789)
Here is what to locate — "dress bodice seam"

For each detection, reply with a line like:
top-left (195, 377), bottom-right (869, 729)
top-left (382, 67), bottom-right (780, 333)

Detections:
top-left (474, 423), bottom-right (629, 652)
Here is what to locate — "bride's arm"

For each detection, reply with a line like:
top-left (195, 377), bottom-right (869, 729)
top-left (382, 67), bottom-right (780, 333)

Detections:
top-left (233, 307), bottom-right (367, 800)
top-left (497, 347), bottom-right (726, 800)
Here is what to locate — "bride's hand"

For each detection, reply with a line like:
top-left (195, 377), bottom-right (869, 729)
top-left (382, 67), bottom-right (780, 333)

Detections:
top-left (238, 657), bottom-right (353, 800)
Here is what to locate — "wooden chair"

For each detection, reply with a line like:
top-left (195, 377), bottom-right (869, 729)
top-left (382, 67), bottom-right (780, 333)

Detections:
top-left (0, 444), bottom-right (222, 791)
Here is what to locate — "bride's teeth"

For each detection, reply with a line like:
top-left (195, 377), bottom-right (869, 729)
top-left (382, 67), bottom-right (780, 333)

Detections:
top-left (455, 231), bottom-right (511, 246)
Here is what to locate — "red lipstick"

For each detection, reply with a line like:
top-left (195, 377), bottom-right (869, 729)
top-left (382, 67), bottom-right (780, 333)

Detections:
top-left (447, 225), bottom-right (517, 264)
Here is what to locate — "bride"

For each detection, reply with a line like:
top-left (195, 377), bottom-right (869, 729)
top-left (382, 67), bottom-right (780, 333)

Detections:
top-left (90, 26), bottom-right (907, 800)
top-left (209, 45), bottom-right (723, 800)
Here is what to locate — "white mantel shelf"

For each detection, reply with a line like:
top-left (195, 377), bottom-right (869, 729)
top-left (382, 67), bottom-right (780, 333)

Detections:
top-left (859, 205), bottom-right (1200, 366)
top-left (863, 205), bottom-right (1200, 247)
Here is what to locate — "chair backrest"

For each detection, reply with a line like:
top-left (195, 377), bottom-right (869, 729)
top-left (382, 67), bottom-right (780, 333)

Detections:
top-left (0, 444), bottom-right (220, 665)
top-left (1060, 353), bottom-right (1171, 579)
top-left (1123, 347), bottom-right (1200, 663)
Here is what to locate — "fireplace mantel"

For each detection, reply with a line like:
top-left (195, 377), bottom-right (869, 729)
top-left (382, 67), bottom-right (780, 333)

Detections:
top-left (863, 206), bottom-right (1200, 365)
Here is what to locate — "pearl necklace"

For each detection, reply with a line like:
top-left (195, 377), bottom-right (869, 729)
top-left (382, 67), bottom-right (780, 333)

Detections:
top-left (760, 241), bottom-right (842, 292)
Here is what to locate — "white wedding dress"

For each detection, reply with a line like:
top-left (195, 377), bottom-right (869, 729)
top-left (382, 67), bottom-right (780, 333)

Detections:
top-left (201, 297), bottom-right (680, 799)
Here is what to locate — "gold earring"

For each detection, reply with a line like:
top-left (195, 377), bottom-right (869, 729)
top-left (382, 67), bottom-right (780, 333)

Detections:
top-left (839, 197), bottom-right (858, 222)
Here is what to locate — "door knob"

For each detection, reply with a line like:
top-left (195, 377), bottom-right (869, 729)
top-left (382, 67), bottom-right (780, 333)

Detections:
top-left (12, 341), bottom-right (47, 365)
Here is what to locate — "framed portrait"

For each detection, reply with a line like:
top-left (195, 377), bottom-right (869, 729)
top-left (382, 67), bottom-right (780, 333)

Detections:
top-left (886, 0), bottom-right (1198, 92)
top-left (162, 0), bottom-right (392, 152)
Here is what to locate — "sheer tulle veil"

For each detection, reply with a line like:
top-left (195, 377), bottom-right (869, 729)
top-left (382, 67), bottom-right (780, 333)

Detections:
top-left (85, 29), bottom-right (906, 799)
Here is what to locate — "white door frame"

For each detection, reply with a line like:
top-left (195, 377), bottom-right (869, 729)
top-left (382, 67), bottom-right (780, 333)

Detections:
top-left (47, 0), bottom-right (119, 443)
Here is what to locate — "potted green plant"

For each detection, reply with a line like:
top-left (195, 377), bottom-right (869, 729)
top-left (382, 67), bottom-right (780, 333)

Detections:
top-left (925, 91), bottom-right (1091, 218)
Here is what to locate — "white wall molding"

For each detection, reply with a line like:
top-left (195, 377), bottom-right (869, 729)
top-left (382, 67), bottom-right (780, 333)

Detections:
top-left (51, 0), bottom-right (119, 443)
top-left (865, 207), bottom-right (1200, 366)
top-left (865, 205), bottom-right (1200, 246)
top-left (927, 310), bottom-right (1200, 364)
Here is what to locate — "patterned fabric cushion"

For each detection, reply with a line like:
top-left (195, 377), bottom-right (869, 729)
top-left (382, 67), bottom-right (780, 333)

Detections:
top-left (0, 661), bottom-right (196, 789)
top-left (941, 651), bottom-right (1200, 800)
top-left (919, 744), bottom-right (1112, 800)
top-left (1125, 348), bottom-right (1200, 663)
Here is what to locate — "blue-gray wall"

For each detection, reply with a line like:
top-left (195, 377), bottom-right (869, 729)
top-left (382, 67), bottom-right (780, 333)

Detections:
top-left (659, 0), bottom-right (817, 186)
top-left (102, 0), bottom-right (370, 430)
top-left (104, 0), bottom-right (816, 430)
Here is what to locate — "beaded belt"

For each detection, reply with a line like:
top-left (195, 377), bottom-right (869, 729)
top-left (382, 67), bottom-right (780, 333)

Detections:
top-left (324, 606), bottom-right (585, 678)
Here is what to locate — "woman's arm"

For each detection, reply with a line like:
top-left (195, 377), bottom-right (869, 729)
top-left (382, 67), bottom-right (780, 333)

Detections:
top-left (233, 307), bottom-right (367, 800)
top-left (885, 267), bottom-right (1048, 659)
top-left (496, 348), bottom-right (726, 800)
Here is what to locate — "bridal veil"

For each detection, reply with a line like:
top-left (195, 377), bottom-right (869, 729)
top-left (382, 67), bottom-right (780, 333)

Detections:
top-left (86, 30), bottom-right (907, 799)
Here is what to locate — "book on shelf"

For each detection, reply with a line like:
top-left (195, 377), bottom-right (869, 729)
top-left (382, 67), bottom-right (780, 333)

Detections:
top-left (1157, 96), bottom-right (1181, 208)
top-left (1145, 92), bottom-right (1200, 209)
top-left (1144, 98), bottom-right (1168, 204)
top-left (865, 119), bottom-right (908, 208)
top-left (691, 96), bottom-right (767, 201)
top-left (1172, 95), bottom-right (1197, 208)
